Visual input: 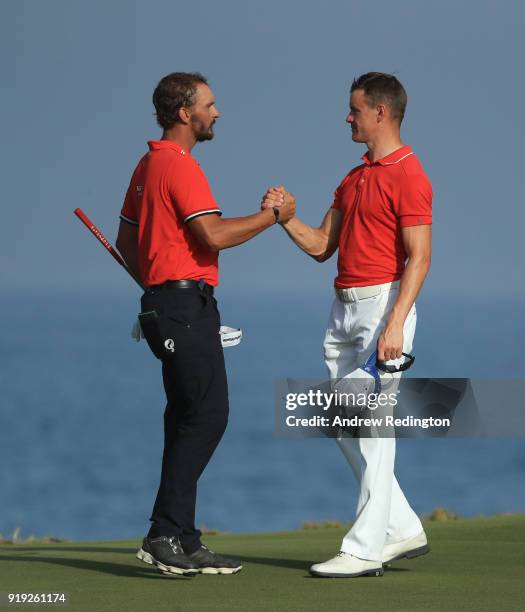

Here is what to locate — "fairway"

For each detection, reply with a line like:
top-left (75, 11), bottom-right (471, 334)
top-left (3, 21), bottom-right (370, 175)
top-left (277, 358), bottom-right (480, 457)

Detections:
top-left (1, 515), bottom-right (524, 612)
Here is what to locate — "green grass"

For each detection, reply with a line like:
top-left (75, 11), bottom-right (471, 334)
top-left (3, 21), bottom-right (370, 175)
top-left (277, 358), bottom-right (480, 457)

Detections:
top-left (1, 515), bottom-right (524, 612)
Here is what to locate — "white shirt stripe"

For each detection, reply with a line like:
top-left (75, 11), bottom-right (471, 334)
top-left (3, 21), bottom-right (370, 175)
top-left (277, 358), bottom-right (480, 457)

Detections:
top-left (120, 214), bottom-right (139, 226)
top-left (383, 151), bottom-right (415, 165)
top-left (184, 209), bottom-right (222, 223)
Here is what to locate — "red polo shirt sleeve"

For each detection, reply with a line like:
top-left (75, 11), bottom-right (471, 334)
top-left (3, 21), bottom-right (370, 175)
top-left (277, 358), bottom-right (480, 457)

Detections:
top-left (332, 183), bottom-right (343, 210)
top-left (331, 172), bottom-right (353, 211)
top-left (395, 171), bottom-right (433, 227)
top-left (168, 157), bottom-right (222, 223)
top-left (120, 171), bottom-right (140, 226)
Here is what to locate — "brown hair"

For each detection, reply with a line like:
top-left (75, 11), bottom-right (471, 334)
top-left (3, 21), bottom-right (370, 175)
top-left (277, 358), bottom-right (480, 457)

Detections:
top-left (152, 72), bottom-right (208, 129)
top-left (351, 72), bottom-right (407, 124)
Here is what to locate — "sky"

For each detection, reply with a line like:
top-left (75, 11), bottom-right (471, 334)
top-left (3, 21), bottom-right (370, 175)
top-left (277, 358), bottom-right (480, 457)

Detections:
top-left (1, 0), bottom-right (524, 299)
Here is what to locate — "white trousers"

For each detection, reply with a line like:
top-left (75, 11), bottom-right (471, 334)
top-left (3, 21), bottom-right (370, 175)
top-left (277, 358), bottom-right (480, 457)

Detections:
top-left (323, 286), bottom-right (423, 561)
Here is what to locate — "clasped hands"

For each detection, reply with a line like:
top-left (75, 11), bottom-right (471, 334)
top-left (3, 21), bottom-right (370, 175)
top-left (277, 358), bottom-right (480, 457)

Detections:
top-left (261, 185), bottom-right (296, 224)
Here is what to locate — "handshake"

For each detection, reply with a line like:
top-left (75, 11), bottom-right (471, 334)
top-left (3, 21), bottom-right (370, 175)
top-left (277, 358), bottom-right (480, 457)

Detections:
top-left (261, 186), bottom-right (296, 225)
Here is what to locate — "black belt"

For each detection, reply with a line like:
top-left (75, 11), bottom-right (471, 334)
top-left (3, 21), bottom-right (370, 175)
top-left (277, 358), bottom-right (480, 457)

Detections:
top-left (146, 279), bottom-right (214, 295)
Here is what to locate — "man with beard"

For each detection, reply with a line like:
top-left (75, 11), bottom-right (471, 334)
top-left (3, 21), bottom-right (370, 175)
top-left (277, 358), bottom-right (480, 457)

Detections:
top-left (116, 72), bottom-right (295, 576)
top-left (263, 72), bottom-right (432, 577)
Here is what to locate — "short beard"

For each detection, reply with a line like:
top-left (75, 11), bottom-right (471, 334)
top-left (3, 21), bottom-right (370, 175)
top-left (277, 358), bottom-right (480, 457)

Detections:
top-left (196, 128), bottom-right (214, 142)
top-left (192, 117), bottom-right (215, 142)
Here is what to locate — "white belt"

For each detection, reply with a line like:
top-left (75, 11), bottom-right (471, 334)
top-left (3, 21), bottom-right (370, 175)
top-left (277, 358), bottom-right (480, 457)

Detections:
top-left (335, 280), bottom-right (399, 303)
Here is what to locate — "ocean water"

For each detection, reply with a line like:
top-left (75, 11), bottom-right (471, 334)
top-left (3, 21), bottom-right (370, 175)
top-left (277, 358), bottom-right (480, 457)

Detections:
top-left (1, 288), bottom-right (524, 541)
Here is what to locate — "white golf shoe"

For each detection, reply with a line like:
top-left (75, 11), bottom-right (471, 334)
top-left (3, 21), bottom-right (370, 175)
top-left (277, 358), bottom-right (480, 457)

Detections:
top-left (382, 531), bottom-right (429, 565)
top-left (310, 552), bottom-right (384, 578)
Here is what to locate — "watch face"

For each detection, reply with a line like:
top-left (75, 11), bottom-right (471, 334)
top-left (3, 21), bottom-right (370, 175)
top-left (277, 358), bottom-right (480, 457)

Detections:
top-left (273, 207), bottom-right (280, 222)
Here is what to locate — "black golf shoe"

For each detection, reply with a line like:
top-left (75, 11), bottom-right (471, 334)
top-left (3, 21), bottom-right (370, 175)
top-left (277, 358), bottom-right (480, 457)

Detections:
top-left (187, 544), bottom-right (243, 574)
top-left (136, 536), bottom-right (198, 576)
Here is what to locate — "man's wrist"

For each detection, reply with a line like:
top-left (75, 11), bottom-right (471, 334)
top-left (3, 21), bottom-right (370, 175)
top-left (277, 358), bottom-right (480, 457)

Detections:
top-left (386, 309), bottom-right (406, 327)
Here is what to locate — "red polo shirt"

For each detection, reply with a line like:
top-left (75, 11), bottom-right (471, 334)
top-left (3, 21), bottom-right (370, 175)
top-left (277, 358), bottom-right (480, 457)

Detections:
top-left (120, 140), bottom-right (222, 287)
top-left (332, 145), bottom-right (432, 288)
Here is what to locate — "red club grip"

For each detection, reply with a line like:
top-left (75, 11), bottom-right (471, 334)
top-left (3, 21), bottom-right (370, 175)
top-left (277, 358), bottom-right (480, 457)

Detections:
top-left (74, 208), bottom-right (145, 290)
top-left (74, 208), bottom-right (126, 267)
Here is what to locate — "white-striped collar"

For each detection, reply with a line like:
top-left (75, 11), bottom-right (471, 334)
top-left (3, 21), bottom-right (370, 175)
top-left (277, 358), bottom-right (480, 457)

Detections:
top-left (382, 151), bottom-right (414, 165)
top-left (362, 145), bottom-right (414, 167)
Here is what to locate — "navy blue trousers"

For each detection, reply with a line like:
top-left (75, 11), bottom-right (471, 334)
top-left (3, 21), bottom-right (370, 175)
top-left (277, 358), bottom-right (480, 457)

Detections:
top-left (141, 286), bottom-right (229, 553)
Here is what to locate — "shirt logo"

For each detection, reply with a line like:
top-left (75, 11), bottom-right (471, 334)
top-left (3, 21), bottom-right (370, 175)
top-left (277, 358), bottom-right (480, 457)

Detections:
top-left (136, 185), bottom-right (144, 198)
top-left (164, 339), bottom-right (175, 352)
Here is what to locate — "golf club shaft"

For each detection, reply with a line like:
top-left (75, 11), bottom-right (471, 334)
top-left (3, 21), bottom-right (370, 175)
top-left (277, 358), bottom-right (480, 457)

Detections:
top-left (74, 208), bottom-right (145, 290)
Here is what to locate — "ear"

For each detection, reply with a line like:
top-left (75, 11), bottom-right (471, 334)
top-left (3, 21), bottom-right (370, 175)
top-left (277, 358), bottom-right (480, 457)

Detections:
top-left (377, 103), bottom-right (386, 123)
top-left (178, 106), bottom-right (191, 125)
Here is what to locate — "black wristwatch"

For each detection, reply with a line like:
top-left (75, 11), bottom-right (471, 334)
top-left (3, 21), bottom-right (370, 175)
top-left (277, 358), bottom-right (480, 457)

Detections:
top-left (273, 207), bottom-right (280, 224)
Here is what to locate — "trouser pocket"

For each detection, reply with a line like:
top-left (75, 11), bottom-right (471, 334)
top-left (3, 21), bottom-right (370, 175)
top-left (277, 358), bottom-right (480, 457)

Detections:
top-left (138, 310), bottom-right (186, 361)
top-left (139, 289), bottom-right (218, 361)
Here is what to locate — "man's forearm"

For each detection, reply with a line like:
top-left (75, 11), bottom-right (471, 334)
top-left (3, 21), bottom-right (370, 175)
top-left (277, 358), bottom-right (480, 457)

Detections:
top-left (377, 224), bottom-right (431, 361)
top-left (387, 255), bottom-right (431, 326)
top-left (207, 208), bottom-right (276, 251)
top-left (118, 245), bottom-right (140, 279)
top-left (190, 195), bottom-right (295, 251)
top-left (115, 222), bottom-right (141, 280)
top-left (281, 217), bottom-right (329, 260)
top-left (261, 189), bottom-right (339, 261)
top-left (121, 252), bottom-right (140, 278)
